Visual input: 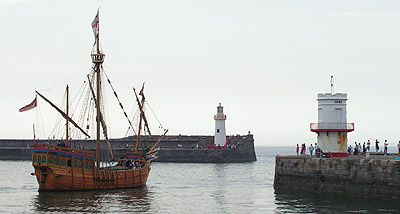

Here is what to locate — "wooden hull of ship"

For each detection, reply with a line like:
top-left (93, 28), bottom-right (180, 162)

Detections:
top-left (33, 165), bottom-right (150, 191)
top-left (32, 145), bottom-right (150, 191)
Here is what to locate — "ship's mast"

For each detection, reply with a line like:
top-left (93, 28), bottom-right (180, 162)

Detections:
top-left (91, 10), bottom-right (105, 170)
top-left (66, 85), bottom-right (69, 147)
top-left (33, 123), bottom-right (36, 145)
top-left (136, 108), bottom-right (143, 153)
top-left (133, 87), bottom-right (147, 152)
top-left (96, 25), bottom-right (101, 171)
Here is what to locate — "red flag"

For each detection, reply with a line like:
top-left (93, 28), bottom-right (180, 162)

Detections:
top-left (91, 10), bottom-right (99, 38)
top-left (19, 96), bottom-right (37, 112)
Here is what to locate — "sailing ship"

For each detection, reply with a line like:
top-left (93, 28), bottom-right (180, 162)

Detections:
top-left (30, 11), bottom-right (167, 191)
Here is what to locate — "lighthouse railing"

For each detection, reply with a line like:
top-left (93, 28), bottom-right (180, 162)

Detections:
top-left (214, 115), bottom-right (227, 120)
top-left (310, 123), bottom-right (354, 132)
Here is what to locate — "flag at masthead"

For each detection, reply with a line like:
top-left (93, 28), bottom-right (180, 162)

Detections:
top-left (91, 9), bottom-right (99, 38)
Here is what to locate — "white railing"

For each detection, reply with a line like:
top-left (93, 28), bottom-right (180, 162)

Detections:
top-left (310, 123), bottom-right (354, 131)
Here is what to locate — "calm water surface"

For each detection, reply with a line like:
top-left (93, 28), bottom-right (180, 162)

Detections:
top-left (1, 146), bottom-right (399, 213)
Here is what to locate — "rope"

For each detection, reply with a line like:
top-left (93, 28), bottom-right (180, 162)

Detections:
top-left (125, 108), bottom-right (139, 137)
top-left (48, 88), bottom-right (67, 140)
top-left (38, 68), bottom-right (91, 93)
top-left (73, 78), bottom-right (91, 139)
top-left (69, 79), bottom-right (89, 139)
top-left (145, 100), bottom-right (165, 130)
top-left (103, 69), bottom-right (137, 135)
top-left (71, 78), bottom-right (89, 117)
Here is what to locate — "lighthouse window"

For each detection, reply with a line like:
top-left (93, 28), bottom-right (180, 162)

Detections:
top-left (38, 156), bottom-right (41, 163)
top-left (55, 158), bottom-right (60, 165)
top-left (85, 161), bottom-right (88, 169)
top-left (33, 155), bottom-right (37, 163)
top-left (73, 160), bottom-right (77, 168)
top-left (217, 129), bottom-right (220, 133)
top-left (42, 156), bottom-right (46, 164)
top-left (61, 159), bottom-right (66, 166)
top-left (49, 156), bottom-right (54, 164)
top-left (79, 161), bottom-right (83, 168)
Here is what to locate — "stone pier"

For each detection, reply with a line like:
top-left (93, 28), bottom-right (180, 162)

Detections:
top-left (274, 155), bottom-right (400, 200)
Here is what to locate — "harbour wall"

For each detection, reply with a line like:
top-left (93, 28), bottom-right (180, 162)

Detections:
top-left (274, 155), bottom-right (400, 200)
top-left (0, 135), bottom-right (257, 163)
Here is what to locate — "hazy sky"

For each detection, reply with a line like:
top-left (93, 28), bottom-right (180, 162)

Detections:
top-left (2, 0), bottom-right (400, 146)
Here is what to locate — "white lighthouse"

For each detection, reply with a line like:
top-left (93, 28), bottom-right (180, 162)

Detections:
top-left (214, 103), bottom-right (227, 147)
top-left (310, 76), bottom-right (354, 157)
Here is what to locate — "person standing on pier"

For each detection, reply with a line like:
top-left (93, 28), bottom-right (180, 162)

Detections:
top-left (354, 142), bottom-right (358, 155)
top-left (397, 141), bottom-right (400, 154)
top-left (315, 143), bottom-right (319, 157)
top-left (300, 144), bottom-right (303, 156)
top-left (296, 144), bottom-right (299, 156)
top-left (384, 140), bottom-right (388, 155)
top-left (363, 142), bottom-right (366, 155)
top-left (367, 140), bottom-right (371, 152)
top-left (348, 144), bottom-right (353, 155)
top-left (375, 139), bottom-right (380, 152)
top-left (309, 144), bottom-right (314, 156)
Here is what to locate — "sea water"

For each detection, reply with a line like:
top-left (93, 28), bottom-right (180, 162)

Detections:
top-left (0, 146), bottom-right (399, 213)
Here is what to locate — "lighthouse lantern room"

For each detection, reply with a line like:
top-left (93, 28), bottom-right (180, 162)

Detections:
top-left (310, 76), bottom-right (354, 157)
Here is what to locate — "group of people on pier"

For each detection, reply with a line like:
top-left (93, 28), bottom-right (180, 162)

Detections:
top-left (296, 143), bottom-right (322, 157)
top-left (348, 139), bottom-right (400, 156)
top-left (296, 139), bottom-right (400, 157)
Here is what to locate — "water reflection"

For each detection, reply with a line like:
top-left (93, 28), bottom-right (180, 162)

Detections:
top-left (274, 188), bottom-right (400, 213)
top-left (212, 164), bottom-right (228, 207)
top-left (211, 164), bottom-right (228, 212)
top-left (32, 186), bottom-right (152, 213)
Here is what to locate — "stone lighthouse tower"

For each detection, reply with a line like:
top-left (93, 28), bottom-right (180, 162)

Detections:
top-left (214, 103), bottom-right (227, 147)
top-left (310, 76), bottom-right (354, 157)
